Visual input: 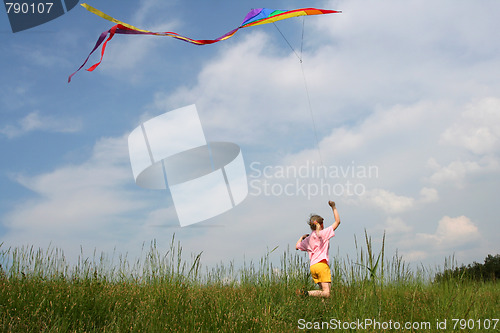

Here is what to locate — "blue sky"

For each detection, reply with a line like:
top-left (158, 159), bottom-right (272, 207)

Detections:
top-left (1, 0), bottom-right (499, 272)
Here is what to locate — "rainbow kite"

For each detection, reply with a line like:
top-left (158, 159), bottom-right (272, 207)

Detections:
top-left (68, 4), bottom-right (341, 82)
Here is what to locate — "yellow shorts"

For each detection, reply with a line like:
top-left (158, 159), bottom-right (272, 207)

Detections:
top-left (310, 261), bottom-right (331, 284)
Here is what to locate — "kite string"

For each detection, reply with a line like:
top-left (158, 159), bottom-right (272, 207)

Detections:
top-left (301, 60), bottom-right (324, 166)
top-left (273, 19), bottom-right (324, 166)
top-left (299, 17), bottom-right (324, 166)
top-left (300, 17), bottom-right (305, 60)
top-left (272, 22), bottom-right (302, 62)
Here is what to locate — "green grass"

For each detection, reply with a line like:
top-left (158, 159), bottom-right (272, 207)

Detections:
top-left (0, 235), bottom-right (498, 332)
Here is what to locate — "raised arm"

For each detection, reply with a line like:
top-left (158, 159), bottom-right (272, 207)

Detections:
top-left (329, 201), bottom-right (341, 231)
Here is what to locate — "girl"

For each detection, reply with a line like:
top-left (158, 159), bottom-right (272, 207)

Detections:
top-left (295, 200), bottom-right (341, 297)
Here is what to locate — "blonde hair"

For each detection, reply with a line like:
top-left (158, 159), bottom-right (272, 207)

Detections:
top-left (307, 214), bottom-right (324, 231)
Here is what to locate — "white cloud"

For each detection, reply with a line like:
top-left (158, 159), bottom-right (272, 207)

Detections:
top-left (318, 127), bottom-right (365, 157)
top-left (402, 251), bottom-right (428, 262)
top-left (416, 216), bottom-right (480, 250)
top-left (4, 135), bottom-right (147, 234)
top-left (384, 217), bottom-right (413, 234)
top-left (0, 111), bottom-right (82, 139)
top-left (363, 189), bottom-right (415, 214)
top-left (427, 157), bottom-right (499, 187)
top-left (441, 98), bottom-right (500, 155)
top-left (427, 159), bottom-right (479, 186)
top-left (425, 98), bottom-right (500, 188)
top-left (360, 187), bottom-right (439, 214)
top-left (419, 187), bottom-right (439, 204)
top-left (377, 215), bottom-right (481, 263)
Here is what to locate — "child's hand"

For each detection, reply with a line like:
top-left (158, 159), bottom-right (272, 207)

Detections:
top-left (328, 201), bottom-right (336, 208)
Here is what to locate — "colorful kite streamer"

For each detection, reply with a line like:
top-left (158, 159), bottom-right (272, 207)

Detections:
top-left (68, 4), bottom-right (341, 82)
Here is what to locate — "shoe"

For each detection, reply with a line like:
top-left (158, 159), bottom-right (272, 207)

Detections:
top-left (295, 288), bottom-right (308, 297)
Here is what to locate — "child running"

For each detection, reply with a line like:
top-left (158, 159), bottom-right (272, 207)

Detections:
top-left (295, 200), bottom-right (341, 297)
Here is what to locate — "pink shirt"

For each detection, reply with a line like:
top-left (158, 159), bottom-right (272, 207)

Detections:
top-left (297, 225), bottom-right (335, 266)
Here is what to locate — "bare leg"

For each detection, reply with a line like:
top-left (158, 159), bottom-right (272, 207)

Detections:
top-left (308, 282), bottom-right (331, 297)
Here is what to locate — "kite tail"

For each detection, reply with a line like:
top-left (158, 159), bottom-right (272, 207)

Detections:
top-left (86, 25), bottom-right (118, 72)
top-left (68, 29), bottom-right (110, 82)
top-left (68, 24), bottom-right (124, 82)
top-left (68, 3), bottom-right (341, 82)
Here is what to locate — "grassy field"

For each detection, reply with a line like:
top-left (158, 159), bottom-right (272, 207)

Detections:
top-left (1, 235), bottom-right (498, 332)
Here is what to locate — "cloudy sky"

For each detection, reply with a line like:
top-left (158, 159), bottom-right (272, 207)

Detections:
top-left (1, 0), bottom-right (499, 274)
